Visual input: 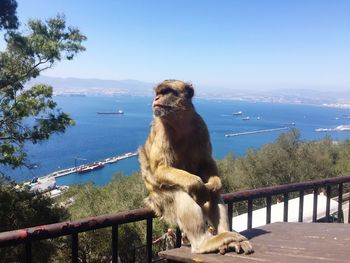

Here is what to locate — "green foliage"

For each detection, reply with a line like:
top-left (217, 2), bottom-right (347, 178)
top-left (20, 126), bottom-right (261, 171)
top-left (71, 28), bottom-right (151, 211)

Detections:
top-left (0, 0), bottom-right (18, 30)
top-left (218, 128), bottom-right (347, 193)
top-left (335, 139), bottom-right (350, 175)
top-left (63, 172), bottom-right (146, 219)
top-left (56, 172), bottom-right (171, 263)
top-left (57, 173), bottom-right (144, 262)
top-left (0, 12), bottom-right (86, 169)
top-left (0, 181), bottom-right (69, 262)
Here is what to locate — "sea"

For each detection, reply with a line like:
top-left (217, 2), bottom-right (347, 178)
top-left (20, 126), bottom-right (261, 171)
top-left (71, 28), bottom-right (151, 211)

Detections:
top-left (3, 95), bottom-right (350, 187)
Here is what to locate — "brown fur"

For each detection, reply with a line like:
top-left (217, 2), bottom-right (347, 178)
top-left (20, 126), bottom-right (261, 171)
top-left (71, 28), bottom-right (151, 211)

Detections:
top-left (139, 80), bottom-right (253, 254)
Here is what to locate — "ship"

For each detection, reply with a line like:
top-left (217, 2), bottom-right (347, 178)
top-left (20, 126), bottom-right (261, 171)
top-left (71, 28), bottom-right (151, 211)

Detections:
top-left (77, 162), bottom-right (104, 174)
top-left (233, 111), bottom-right (243, 116)
top-left (242, 116), bottom-right (250, 120)
top-left (97, 110), bottom-right (124, 115)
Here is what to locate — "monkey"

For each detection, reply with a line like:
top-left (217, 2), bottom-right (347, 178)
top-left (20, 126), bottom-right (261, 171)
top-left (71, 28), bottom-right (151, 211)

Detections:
top-left (138, 80), bottom-right (253, 254)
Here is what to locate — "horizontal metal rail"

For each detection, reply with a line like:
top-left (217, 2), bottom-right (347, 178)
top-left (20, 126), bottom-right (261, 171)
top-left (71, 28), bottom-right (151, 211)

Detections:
top-left (1, 175), bottom-right (349, 263)
top-left (0, 208), bottom-right (155, 263)
top-left (222, 175), bottom-right (350, 202)
top-left (222, 175), bottom-right (350, 230)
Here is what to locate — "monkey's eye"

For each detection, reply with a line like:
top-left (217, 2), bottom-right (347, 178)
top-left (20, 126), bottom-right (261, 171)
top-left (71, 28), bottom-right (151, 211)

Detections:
top-left (158, 87), bottom-right (178, 96)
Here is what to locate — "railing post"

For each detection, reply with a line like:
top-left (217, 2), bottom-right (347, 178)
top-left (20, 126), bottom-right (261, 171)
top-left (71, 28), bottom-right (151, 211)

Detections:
top-left (283, 193), bottom-right (289, 222)
top-left (266, 195), bottom-right (272, 224)
top-left (313, 187), bottom-right (318, 222)
top-left (326, 185), bottom-right (331, 221)
top-left (112, 225), bottom-right (118, 263)
top-left (72, 233), bottom-right (78, 263)
top-left (146, 217), bottom-right (153, 263)
top-left (247, 199), bottom-right (253, 229)
top-left (298, 190), bottom-right (304, 222)
top-left (348, 193), bottom-right (350, 224)
top-left (25, 241), bottom-right (32, 263)
top-left (176, 227), bottom-right (181, 248)
top-left (338, 183), bottom-right (343, 223)
top-left (228, 202), bottom-right (233, 230)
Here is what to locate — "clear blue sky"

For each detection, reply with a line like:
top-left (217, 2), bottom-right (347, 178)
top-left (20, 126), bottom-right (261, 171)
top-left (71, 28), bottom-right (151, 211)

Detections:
top-left (6, 0), bottom-right (350, 91)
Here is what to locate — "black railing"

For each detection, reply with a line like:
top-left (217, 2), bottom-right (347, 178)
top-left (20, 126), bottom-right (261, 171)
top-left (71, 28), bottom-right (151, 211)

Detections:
top-left (1, 175), bottom-right (349, 263)
top-left (223, 175), bottom-right (350, 230)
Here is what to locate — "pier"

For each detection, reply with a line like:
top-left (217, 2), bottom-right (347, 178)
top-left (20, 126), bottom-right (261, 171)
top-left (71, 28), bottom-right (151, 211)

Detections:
top-left (41, 151), bottom-right (138, 179)
top-left (225, 127), bottom-right (290, 137)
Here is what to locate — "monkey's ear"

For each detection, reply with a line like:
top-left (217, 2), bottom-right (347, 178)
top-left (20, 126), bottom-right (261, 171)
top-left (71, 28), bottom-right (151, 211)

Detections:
top-left (185, 84), bottom-right (194, 99)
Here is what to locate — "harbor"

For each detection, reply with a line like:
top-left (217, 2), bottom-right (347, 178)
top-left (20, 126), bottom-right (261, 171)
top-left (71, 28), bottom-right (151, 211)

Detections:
top-left (39, 151), bottom-right (138, 180)
top-left (22, 151), bottom-right (138, 198)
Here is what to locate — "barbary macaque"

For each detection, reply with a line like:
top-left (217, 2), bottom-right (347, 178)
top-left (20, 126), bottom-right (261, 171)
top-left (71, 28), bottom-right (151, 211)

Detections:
top-left (139, 80), bottom-right (253, 254)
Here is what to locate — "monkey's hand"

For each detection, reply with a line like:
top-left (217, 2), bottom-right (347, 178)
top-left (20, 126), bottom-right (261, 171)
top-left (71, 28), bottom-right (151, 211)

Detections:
top-left (205, 176), bottom-right (222, 192)
top-left (187, 176), bottom-right (210, 206)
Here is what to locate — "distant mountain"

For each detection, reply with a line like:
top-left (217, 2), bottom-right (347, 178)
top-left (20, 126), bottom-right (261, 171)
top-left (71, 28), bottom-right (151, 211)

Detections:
top-left (26, 76), bottom-right (350, 107)
top-left (27, 76), bottom-right (155, 96)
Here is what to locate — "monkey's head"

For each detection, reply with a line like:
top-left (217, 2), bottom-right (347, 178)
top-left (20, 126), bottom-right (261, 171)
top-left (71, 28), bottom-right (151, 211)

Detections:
top-left (152, 80), bottom-right (194, 118)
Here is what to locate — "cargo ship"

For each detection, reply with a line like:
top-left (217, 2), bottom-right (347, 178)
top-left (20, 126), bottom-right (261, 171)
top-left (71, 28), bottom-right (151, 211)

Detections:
top-left (97, 110), bottom-right (124, 115)
top-left (233, 111), bottom-right (243, 116)
top-left (77, 162), bottom-right (104, 174)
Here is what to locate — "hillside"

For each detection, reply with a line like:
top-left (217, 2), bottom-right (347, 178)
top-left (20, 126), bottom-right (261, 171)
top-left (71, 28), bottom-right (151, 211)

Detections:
top-left (27, 76), bottom-right (350, 107)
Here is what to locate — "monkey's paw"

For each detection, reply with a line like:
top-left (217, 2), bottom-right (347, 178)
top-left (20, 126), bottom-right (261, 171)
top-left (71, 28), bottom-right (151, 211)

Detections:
top-left (205, 176), bottom-right (222, 192)
top-left (198, 231), bottom-right (253, 255)
top-left (187, 177), bottom-right (210, 206)
top-left (218, 232), bottom-right (253, 255)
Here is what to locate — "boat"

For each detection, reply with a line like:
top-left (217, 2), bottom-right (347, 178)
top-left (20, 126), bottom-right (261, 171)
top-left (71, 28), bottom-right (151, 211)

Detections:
top-left (97, 110), bottom-right (124, 115)
top-left (233, 111), bottom-right (243, 116)
top-left (242, 116), bottom-right (250, 120)
top-left (77, 162), bottom-right (104, 174)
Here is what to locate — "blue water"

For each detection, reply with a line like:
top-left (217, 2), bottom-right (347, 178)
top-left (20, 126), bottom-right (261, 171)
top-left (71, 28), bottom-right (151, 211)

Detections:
top-left (3, 96), bottom-right (350, 186)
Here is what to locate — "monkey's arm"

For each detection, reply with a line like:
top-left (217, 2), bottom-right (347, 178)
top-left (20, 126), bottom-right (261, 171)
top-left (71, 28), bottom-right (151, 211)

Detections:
top-left (154, 165), bottom-right (210, 205)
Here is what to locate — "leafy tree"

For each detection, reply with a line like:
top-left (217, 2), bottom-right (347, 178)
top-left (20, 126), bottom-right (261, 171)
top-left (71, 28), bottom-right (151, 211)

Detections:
top-left (0, 5), bottom-right (86, 170)
top-left (0, 2), bottom-right (86, 262)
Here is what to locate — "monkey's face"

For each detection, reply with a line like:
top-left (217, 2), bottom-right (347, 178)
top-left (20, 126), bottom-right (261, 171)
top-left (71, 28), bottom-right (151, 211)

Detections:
top-left (152, 80), bottom-right (194, 118)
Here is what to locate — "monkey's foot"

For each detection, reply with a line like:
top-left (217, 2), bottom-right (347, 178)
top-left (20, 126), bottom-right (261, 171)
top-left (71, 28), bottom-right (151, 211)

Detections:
top-left (218, 239), bottom-right (253, 255)
top-left (197, 231), bottom-right (254, 255)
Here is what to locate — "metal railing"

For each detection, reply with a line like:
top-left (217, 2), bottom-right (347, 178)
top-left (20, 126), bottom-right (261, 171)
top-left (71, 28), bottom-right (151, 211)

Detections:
top-left (1, 175), bottom-right (350, 263)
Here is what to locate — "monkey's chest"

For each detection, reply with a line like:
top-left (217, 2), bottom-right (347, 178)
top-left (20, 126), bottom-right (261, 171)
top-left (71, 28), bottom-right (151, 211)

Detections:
top-left (164, 141), bottom-right (202, 173)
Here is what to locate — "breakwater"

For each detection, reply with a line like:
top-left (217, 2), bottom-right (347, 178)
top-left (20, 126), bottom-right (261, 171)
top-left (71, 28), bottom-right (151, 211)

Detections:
top-left (40, 151), bottom-right (138, 180)
top-left (225, 127), bottom-right (290, 137)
